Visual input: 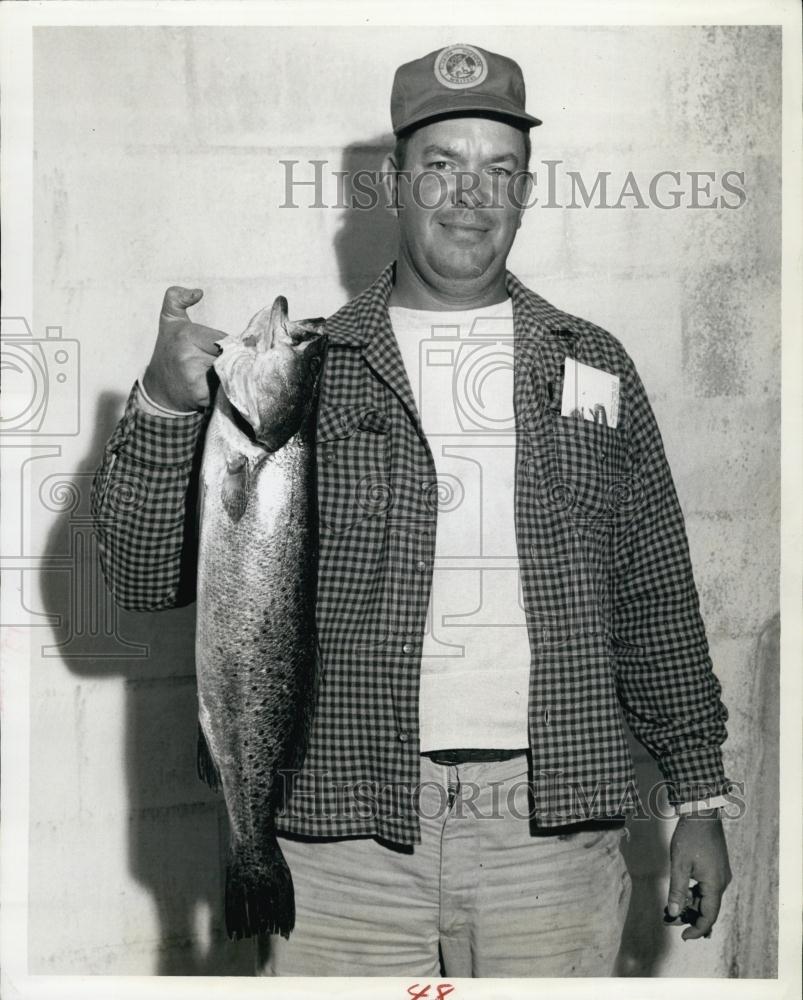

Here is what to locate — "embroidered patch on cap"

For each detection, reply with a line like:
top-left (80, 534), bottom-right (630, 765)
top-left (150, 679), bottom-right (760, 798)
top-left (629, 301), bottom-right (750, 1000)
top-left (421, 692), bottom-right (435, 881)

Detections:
top-left (434, 44), bottom-right (488, 90)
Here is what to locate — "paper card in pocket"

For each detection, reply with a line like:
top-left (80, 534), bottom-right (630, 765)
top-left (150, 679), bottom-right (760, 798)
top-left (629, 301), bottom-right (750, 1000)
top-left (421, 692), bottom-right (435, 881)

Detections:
top-left (560, 358), bottom-right (620, 428)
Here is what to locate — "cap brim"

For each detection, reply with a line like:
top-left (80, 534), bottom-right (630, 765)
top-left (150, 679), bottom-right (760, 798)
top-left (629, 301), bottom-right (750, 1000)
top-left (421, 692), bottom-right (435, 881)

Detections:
top-left (393, 93), bottom-right (542, 136)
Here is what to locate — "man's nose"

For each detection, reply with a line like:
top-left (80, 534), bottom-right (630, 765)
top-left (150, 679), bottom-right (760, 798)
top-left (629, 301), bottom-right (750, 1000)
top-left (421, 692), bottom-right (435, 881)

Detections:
top-left (451, 168), bottom-right (492, 208)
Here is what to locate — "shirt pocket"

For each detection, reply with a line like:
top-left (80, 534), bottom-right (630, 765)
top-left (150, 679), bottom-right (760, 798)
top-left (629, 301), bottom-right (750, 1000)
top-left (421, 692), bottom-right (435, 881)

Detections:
top-left (316, 403), bottom-right (391, 533)
top-left (551, 414), bottom-right (631, 522)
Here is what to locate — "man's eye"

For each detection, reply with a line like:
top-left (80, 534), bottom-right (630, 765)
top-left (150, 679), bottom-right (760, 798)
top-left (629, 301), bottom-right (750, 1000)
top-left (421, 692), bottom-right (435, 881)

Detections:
top-left (428, 161), bottom-right (454, 172)
top-left (487, 166), bottom-right (513, 177)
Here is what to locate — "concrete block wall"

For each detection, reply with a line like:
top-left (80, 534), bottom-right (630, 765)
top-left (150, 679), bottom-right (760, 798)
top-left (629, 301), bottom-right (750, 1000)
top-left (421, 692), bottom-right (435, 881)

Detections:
top-left (29, 25), bottom-right (780, 977)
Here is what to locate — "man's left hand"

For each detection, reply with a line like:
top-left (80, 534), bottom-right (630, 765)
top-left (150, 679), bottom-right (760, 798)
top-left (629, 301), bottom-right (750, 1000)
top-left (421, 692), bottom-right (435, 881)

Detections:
top-left (666, 815), bottom-right (732, 940)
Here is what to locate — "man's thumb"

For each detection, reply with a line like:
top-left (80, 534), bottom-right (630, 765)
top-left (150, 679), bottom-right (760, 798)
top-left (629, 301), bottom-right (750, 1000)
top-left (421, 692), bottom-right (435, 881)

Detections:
top-left (162, 285), bottom-right (203, 318)
top-left (666, 867), bottom-right (691, 918)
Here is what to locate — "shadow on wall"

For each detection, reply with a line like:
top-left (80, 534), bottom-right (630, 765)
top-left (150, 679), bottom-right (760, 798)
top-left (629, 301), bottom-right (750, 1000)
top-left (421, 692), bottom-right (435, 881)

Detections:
top-left (333, 135), bottom-right (398, 299)
top-left (39, 391), bottom-right (253, 975)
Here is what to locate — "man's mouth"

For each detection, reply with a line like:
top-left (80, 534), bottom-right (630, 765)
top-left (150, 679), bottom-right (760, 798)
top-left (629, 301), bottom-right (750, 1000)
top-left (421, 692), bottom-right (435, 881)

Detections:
top-left (437, 214), bottom-right (490, 232)
top-left (437, 218), bottom-right (491, 242)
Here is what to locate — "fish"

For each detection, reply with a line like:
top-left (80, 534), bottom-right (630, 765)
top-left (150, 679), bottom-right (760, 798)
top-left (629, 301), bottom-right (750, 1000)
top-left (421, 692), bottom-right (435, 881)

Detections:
top-left (194, 295), bottom-right (327, 941)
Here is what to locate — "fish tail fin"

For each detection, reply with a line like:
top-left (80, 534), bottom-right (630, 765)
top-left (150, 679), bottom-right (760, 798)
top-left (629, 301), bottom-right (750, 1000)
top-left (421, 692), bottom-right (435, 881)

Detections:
top-left (196, 722), bottom-right (221, 791)
top-left (224, 839), bottom-right (295, 941)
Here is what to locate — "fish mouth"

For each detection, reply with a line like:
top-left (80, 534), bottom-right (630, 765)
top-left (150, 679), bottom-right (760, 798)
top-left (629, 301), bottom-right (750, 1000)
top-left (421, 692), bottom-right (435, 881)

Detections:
top-left (268, 296), bottom-right (289, 345)
top-left (220, 297), bottom-right (326, 355)
top-left (286, 313), bottom-right (326, 348)
top-left (238, 296), bottom-right (286, 352)
top-left (213, 296), bottom-right (327, 447)
top-left (258, 296), bottom-right (326, 349)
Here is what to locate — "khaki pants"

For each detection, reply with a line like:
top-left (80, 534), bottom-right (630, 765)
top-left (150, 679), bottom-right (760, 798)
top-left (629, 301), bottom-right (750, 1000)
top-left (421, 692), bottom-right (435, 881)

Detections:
top-left (256, 753), bottom-right (631, 977)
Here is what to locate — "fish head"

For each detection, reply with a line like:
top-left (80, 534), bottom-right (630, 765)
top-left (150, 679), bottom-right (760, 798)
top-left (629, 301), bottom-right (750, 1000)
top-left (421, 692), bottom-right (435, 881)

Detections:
top-left (215, 297), bottom-right (327, 450)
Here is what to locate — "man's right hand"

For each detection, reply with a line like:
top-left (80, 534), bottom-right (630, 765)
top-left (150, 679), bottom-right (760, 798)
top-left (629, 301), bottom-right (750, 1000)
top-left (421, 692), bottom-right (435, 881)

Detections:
top-left (142, 286), bottom-right (227, 412)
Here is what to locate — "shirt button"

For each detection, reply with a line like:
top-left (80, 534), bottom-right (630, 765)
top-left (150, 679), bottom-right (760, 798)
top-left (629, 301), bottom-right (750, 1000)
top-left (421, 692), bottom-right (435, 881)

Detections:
top-left (322, 448), bottom-right (337, 463)
top-left (398, 731), bottom-right (410, 743)
top-left (402, 642), bottom-right (413, 654)
top-left (420, 480), bottom-right (430, 492)
top-left (416, 560), bottom-right (427, 572)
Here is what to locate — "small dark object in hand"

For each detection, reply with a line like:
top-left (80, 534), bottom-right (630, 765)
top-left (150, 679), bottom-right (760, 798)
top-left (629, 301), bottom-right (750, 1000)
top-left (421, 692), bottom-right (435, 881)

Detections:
top-left (663, 881), bottom-right (704, 927)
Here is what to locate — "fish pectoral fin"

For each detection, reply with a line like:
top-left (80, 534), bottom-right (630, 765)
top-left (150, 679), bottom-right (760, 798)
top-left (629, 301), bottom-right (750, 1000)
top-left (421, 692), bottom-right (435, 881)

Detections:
top-left (225, 838), bottom-right (295, 941)
top-left (221, 460), bottom-right (249, 522)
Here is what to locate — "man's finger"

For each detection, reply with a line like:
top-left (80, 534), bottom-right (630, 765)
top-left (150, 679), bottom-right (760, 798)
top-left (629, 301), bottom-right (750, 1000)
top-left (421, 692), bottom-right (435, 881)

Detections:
top-left (681, 887), bottom-right (723, 941)
top-left (161, 285), bottom-right (204, 319)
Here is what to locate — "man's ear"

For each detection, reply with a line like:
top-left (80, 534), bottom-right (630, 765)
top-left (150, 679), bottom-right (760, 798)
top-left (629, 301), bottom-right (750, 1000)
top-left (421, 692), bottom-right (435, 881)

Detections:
top-left (381, 152), bottom-right (400, 218)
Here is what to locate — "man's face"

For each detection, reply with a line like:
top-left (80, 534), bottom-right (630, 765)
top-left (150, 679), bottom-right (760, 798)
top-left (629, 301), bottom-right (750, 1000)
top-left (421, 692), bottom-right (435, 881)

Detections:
top-left (389, 117), bottom-right (531, 300)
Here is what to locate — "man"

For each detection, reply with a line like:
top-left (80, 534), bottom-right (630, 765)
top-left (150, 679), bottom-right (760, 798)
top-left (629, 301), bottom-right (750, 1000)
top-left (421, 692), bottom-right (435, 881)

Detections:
top-left (91, 43), bottom-right (733, 977)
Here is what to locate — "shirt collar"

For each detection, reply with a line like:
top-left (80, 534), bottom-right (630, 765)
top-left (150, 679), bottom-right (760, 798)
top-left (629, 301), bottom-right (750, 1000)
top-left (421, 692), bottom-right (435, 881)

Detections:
top-left (324, 261), bottom-right (586, 351)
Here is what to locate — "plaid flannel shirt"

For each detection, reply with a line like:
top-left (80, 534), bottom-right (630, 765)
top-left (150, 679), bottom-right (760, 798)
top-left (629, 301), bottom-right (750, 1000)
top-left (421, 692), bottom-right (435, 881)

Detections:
top-left (91, 263), bottom-right (730, 844)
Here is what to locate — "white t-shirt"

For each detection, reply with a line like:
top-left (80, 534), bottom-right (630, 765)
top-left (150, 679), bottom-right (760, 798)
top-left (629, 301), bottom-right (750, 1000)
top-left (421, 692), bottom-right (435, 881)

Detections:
top-left (388, 298), bottom-right (531, 753)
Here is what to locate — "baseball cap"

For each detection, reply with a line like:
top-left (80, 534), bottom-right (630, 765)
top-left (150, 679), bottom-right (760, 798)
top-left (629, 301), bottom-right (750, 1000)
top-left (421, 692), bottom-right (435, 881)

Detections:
top-left (391, 43), bottom-right (542, 136)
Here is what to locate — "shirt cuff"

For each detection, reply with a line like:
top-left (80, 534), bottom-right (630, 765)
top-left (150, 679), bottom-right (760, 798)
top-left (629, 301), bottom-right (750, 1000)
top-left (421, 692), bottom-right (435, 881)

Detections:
top-left (658, 746), bottom-right (731, 805)
top-left (136, 376), bottom-right (199, 417)
top-left (675, 794), bottom-right (731, 816)
top-left (106, 381), bottom-right (207, 467)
